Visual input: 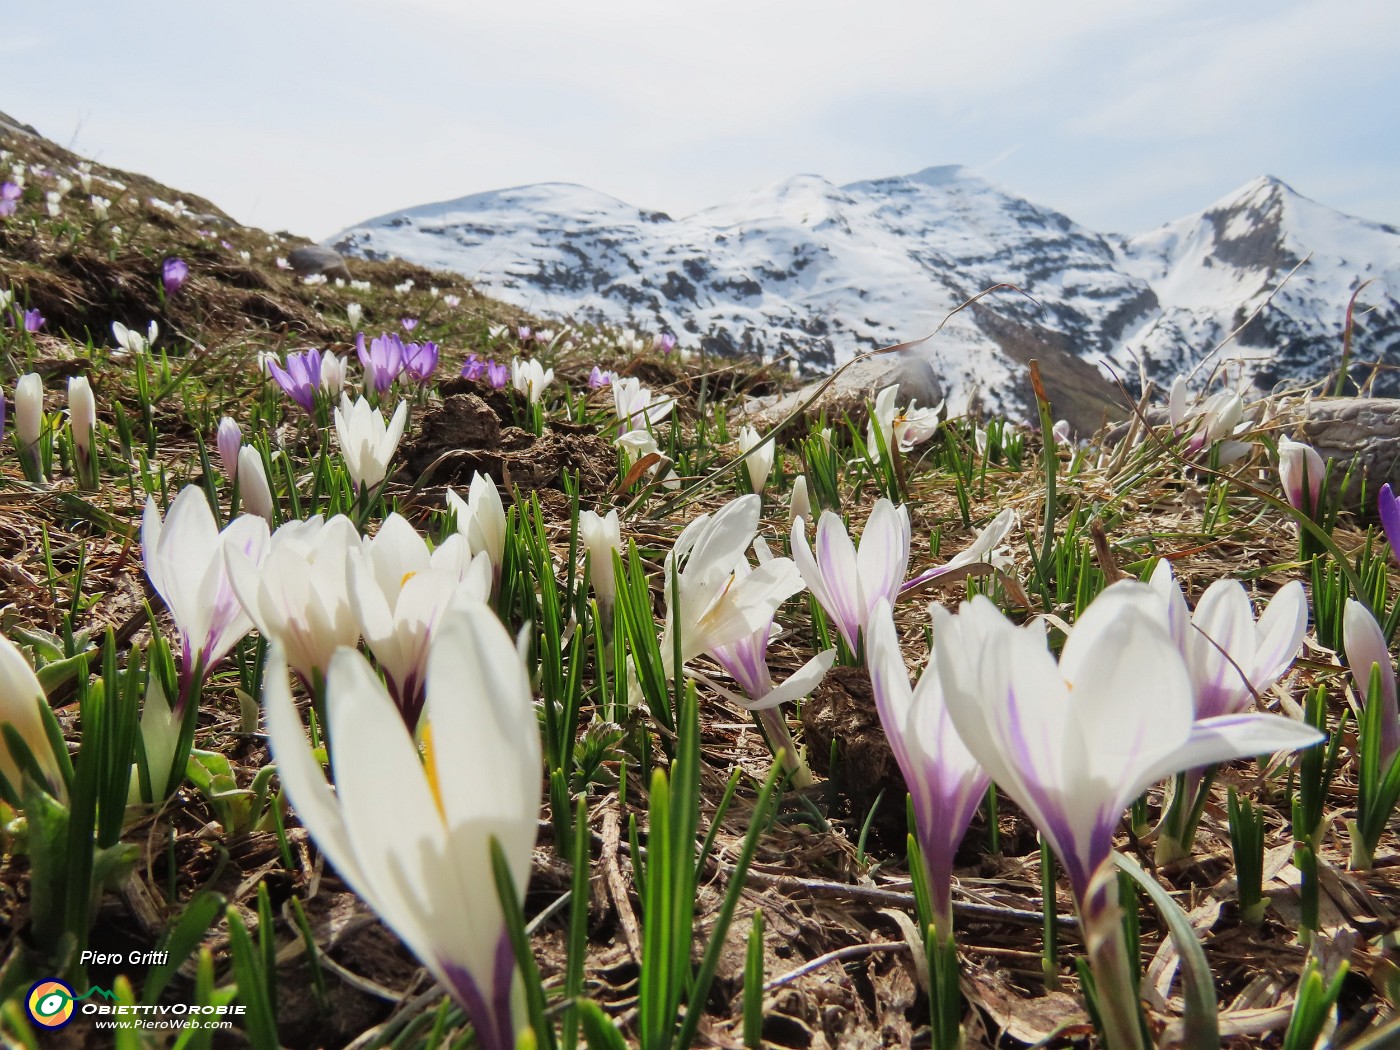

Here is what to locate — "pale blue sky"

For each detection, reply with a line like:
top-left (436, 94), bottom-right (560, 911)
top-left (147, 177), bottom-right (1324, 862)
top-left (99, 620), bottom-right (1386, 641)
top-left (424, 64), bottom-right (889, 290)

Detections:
top-left (3, 0), bottom-right (1396, 241)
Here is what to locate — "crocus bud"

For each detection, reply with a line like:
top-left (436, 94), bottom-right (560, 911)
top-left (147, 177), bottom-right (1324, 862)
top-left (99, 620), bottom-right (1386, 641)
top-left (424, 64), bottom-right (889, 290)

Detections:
top-left (738, 425), bottom-right (774, 495)
top-left (346, 302), bottom-right (362, 329)
top-left (16, 372), bottom-right (43, 452)
top-left (1278, 437), bottom-right (1325, 518)
top-left (236, 446), bottom-right (276, 523)
top-left (67, 377), bottom-right (95, 453)
top-left (13, 372), bottom-right (45, 482)
top-left (67, 376), bottom-right (97, 488)
top-left (320, 352), bottom-right (348, 397)
top-left (162, 257), bottom-right (189, 296)
top-left (579, 509), bottom-right (623, 616)
top-left (217, 417), bottom-right (242, 481)
top-left (789, 474), bottom-right (812, 527)
top-left (1343, 598), bottom-right (1400, 770)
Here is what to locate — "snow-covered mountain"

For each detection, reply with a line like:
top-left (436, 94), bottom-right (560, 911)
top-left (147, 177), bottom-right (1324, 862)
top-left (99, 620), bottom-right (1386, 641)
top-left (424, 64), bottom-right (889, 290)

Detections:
top-left (331, 167), bottom-right (1400, 421)
top-left (1111, 176), bottom-right (1400, 394)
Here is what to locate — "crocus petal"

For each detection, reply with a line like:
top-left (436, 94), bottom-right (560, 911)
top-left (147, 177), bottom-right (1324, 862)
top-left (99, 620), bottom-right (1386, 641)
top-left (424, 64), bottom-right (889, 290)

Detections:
top-left (740, 649), bottom-right (835, 712)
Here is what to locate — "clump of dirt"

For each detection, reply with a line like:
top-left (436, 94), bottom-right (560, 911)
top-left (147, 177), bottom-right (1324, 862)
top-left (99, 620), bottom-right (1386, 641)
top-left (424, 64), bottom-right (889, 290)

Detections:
top-left (402, 378), bottom-right (616, 492)
top-left (802, 665), bottom-right (908, 847)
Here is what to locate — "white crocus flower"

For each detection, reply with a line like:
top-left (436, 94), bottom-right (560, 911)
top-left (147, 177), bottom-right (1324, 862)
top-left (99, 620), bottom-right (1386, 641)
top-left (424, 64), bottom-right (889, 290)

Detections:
top-left (579, 509), bottom-right (623, 616)
top-left (320, 352), bottom-right (349, 397)
top-left (347, 514), bottom-right (492, 726)
top-left (90, 195), bottom-right (110, 220)
top-left (615, 429), bottom-right (680, 490)
top-left (662, 494), bottom-right (803, 675)
top-left (705, 538), bottom-right (832, 786)
top-left (0, 633), bottom-right (65, 801)
top-left (867, 384), bottom-right (942, 455)
top-left (1147, 561), bottom-right (1307, 720)
top-left (334, 395), bottom-right (407, 492)
top-left (611, 376), bottom-right (673, 431)
top-left (263, 601), bottom-right (539, 1050)
top-left (738, 425), bottom-right (774, 495)
top-left (445, 472), bottom-right (507, 584)
top-left (931, 581), bottom-right (1321, 1050)
top-left (510, 357), bottom-right (554, 403)
top-left (893, 401), bottom-right (943, 452)
top-left (112, 321), bottom-right (149, 355)
top-left (790, 499), bottom-right (911, 655)
top-left (867, 598), bottom-right (987, 934)
top-left (346, 302), bottom-right (363, 329)
top-left (142, 487), bottom-right (270, 707)
top-left (227, 515), bottom-right (360, 687)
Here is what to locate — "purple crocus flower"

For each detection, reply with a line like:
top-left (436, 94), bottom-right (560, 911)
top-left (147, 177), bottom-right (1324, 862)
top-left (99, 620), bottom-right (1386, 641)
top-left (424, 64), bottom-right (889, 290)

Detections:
top-left (486, 360), bottom-right (509, 390)
top-left (588, 366), bottom-right (615, 389)
top-left (403, 340), bottom-right (439, 385)
top-left (0, 182), bottom-right (20, 217)
top-left (401, 318), bottom-right (418, 332)
top-left (266, 348), bottom-right (326, 413)
top-left (1380, 484), bottom-right (1400, 564)
top-left (21, 309), bottom-right (44, 333)
top-left (357, 331), bottom-right (406, 394)
top-left (163, 257), bottom-right (190, 296)
top-left (516, 326), bottom-right (531, 342)
top-left (461, 354), bottom-right (487, 382)
top-left (654, 332), bottom-right (677, 355)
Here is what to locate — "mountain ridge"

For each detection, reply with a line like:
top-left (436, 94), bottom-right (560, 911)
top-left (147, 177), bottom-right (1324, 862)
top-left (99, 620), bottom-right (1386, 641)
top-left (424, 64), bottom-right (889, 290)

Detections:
top-left (331, 166), bottom-right (1400, 422)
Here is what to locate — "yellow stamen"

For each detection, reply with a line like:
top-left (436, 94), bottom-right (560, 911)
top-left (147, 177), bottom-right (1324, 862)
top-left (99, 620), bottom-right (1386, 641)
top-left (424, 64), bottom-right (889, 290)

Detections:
top-left (420, 721), bottom-right (447, 823)
top-left (401, 570), bottom-right (418, 589)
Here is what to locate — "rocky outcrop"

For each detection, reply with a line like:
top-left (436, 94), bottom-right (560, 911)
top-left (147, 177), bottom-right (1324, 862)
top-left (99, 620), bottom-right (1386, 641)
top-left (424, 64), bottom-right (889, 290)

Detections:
top-left (287, 245), bottom-right (351, 280)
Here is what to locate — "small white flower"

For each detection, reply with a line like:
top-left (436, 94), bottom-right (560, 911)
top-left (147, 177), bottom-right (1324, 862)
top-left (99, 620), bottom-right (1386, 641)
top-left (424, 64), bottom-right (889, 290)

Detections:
top-left (579, 509), bottom-right (623, 614)
top-left (510, 357), bottom-right (554, 403)
top-left (333, 396), bottom-right (408, 492)
top-left (445, 472), bottom-right (507, 582)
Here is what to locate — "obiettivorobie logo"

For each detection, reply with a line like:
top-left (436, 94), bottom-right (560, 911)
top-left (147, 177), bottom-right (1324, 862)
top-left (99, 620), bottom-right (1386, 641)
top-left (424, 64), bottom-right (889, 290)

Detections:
top-left (25, 978), bottom-right (246, 1031)
top-left (26, 979), bottom-right (103, 1029)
